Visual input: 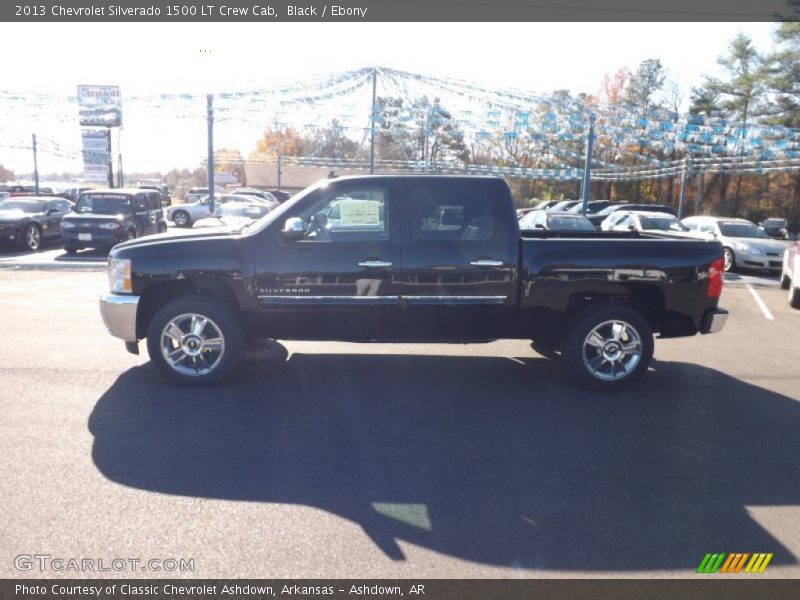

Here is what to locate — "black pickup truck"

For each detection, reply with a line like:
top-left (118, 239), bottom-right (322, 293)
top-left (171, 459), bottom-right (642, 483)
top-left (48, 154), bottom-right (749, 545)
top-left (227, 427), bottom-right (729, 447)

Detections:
top-left (99, 176), bottom-right (728, 390)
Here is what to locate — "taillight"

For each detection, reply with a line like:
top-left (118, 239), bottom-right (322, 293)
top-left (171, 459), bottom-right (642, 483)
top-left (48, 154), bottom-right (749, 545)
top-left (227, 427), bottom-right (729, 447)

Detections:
top-left (707, 257), bottom-right (724, 299)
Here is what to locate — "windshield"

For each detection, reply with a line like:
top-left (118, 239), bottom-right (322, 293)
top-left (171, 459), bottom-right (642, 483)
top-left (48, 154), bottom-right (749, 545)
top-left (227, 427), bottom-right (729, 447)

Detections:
top-left (547, 215), bottom-right (595, 231)
top-left (719, 222), bottom-right (768, 238)
top-left (75, 194), bottom-right (132, 215)
top-left (0, 200), bottom-right (47, 213)
top-left (639, 216), bottom-right (687, 231)
top-left (762, 219), bottom-right (786, 228)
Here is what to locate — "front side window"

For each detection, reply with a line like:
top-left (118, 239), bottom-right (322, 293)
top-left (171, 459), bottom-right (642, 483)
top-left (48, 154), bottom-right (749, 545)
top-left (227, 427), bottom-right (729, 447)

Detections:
top-left (295, 186), bottom-right (389, 242)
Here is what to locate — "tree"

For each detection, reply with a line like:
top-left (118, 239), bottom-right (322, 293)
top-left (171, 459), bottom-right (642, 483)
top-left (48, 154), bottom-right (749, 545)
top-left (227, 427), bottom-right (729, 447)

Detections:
top-left (764, 23), bottom-right (800, 128)
top-left (251, 123), bottom-right (311, 159)
top-left (214, 147), bottom-right (246, 185)
top-left (624, 59), bottom-right (666, 111)
top-left (0, 164), bottom-right (14, 182)
top-left (308, 119), bottom-right (364, 160)
top-left (600, 68), bottom-right (629, 106)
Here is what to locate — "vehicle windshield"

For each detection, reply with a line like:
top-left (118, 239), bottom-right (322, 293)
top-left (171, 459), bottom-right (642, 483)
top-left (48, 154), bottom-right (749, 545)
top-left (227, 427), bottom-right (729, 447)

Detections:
top-left (596, 204), bottom-right (630, 217)
top-left (762, 218), bottom-right (786, 228)
top-left (547, 215), bottom-right (596, 231)
top-left (719, 222), bottom-right (769, 238)
top-left (0, 200), bottom-right (47, 213)
top-left (75, 194), bottom-right (132, 215)
top-left (639, 216), bottom-right (687, 231)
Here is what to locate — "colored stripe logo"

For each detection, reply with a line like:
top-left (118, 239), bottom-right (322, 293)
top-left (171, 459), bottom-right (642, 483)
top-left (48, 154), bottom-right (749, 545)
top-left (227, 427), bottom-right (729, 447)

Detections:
top-left (697, 553), bottom-right (773, 574)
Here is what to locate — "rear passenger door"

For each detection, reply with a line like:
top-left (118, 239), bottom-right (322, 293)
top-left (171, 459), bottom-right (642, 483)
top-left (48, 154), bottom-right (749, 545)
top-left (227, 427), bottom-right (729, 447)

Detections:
top-left (398, 179), bottom-right (518, 340)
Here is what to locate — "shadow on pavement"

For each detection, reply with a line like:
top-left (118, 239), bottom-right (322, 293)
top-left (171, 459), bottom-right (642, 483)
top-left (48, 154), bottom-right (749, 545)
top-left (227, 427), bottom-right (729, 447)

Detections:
top-left (88, 352), bottom-right (799, 572)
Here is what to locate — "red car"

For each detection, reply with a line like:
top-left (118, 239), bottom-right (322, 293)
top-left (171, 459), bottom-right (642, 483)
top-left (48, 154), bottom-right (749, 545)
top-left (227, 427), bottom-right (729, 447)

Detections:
top-left (781, 240), bottom-right (800, 308)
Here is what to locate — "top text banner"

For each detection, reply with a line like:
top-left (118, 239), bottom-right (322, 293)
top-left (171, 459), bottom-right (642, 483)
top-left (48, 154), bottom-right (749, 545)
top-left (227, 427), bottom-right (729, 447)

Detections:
top-left (2, 0), bottom-right (797, 22)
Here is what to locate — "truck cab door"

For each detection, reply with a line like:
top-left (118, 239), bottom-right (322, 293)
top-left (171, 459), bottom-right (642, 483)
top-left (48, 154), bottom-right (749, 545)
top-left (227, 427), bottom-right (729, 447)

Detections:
top-left (398, 178), bottom-right (518, 340)
top-left (253, 179), bottom-right (403, 340)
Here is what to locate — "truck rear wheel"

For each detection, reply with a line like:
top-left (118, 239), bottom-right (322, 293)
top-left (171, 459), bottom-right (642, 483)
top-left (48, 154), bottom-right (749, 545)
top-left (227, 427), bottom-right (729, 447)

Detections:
top-left (146, 295), bottom-right (244, 385)
top-left (564, 303), bottom-right (654, 391)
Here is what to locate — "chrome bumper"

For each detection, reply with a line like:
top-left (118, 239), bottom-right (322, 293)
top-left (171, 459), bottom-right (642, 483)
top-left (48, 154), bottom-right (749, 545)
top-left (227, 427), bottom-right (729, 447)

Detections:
top-left (701, 307), bottom-right (729, 334)
top-left (99, 293), bottom-right (139, 342)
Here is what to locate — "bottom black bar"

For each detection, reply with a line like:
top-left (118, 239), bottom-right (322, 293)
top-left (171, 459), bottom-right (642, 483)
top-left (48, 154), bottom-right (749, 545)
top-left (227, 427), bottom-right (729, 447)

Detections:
top-left (2, 580), bottom-right (800, 600)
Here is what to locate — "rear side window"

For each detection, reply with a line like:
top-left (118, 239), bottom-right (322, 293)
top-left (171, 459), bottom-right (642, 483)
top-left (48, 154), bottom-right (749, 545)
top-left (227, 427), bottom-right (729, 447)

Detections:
top-left (410, 182), bottom-right (496, 242)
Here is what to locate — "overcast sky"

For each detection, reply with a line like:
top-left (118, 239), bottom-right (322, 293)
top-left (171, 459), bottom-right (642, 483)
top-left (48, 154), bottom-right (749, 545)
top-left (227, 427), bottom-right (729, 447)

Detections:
top-left (0, 22), bottom-right (778, 178)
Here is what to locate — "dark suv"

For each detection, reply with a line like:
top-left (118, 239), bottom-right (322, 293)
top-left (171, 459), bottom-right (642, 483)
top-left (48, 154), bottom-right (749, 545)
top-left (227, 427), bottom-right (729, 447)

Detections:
top-left (60, 189), bottom-right (167, 254)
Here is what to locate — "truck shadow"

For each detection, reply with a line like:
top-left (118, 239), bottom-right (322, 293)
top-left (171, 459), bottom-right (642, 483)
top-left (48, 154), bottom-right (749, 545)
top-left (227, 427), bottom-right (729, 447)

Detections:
top-left (88, 353), bottom-right (799, 572)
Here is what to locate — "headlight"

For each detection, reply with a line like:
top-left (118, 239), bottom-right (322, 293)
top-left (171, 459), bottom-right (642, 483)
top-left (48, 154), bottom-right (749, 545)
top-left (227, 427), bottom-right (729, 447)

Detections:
top-left (108, 258), bottom-right (132, 293)
top-left (60, 221), bottom-right (75, 229)
top-left (98, 222), bottom-right (119, 230)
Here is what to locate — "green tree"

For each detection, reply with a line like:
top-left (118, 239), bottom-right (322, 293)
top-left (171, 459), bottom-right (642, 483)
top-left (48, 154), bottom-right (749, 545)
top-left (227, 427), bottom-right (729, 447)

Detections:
top-left (764, 23), bottom-right (800, 128)
top-left (624, 59), bottom-right (666, 111)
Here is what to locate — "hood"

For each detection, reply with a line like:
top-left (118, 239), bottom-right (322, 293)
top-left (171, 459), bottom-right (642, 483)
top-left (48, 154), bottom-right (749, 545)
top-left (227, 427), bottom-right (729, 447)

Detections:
top-left (0, 208), bottom-right (38, 221)
top-left (728, 237), bottom-right (789, 253)
top-left (113, 227), bottom-right (236, 251)
top-left (62, 212), bottom-right (124, 223)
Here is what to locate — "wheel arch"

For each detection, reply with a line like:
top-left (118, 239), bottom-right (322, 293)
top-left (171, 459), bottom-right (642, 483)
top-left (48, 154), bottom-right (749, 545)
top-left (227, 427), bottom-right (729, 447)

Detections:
top-left (136, 278), bottom-right (241, 339)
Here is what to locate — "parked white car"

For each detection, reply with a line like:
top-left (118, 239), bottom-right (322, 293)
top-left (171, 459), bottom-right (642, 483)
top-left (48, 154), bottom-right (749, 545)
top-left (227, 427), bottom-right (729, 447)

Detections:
top-left (682, 216), bottom-right (789, 272)
top-left (601, 210), bottom-right (689, 233)
top-left (167, 193), bottom-right (270, 227)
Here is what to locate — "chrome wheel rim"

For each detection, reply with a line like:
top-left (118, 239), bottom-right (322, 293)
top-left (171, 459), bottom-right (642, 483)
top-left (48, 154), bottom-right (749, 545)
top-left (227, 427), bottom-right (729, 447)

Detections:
top-left (582, 319), bottom-right (642, 381)
top-left (723, 249), bottom-right (733, 271)
top-left (175, 212), bottom-right (188, 226)
top-left (27, 226), bottom-right (40, 249)
top-left (160, 313), bottom-right (225, 376)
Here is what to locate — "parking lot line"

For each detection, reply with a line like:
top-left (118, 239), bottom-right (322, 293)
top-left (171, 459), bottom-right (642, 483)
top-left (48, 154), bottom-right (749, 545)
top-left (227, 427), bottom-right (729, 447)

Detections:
top-left (746, 284), bottom-right (775, 321)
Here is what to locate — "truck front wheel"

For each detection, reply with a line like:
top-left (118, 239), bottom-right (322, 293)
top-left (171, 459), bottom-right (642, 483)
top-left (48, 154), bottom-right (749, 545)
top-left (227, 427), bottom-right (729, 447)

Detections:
top-left (146, 295), bottom-right (244, 385)
top-left (565, 304), bottom-right (654, 391)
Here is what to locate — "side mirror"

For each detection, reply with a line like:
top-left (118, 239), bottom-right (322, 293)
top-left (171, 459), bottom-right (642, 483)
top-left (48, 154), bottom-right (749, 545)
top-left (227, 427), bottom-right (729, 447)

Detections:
top-left (281, 217), bottom-right (305, 240)
top-left (534, 223), bottom-right (545, 230)
top-left (627, 224), bottom-right (636, 231)
top-left (47, 207), bottom-right (58, 215)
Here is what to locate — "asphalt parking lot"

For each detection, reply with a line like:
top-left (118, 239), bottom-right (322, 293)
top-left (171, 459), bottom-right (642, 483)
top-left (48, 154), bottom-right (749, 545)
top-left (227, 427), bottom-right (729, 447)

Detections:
top-left (0, 266), bottom-right (798, 579)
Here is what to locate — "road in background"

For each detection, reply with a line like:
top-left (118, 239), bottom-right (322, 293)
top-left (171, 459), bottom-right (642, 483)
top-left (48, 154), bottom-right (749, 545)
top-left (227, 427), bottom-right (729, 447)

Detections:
top-left (0, 269), bottom-right (798, 578)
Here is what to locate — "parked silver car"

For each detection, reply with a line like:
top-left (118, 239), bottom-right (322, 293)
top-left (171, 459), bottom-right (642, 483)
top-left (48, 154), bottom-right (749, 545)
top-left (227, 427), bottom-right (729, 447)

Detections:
top-left (682, 216), bottom-right (789, 272)
top-left (602, 210), bottom-right (689, 234)
top-left (166, 193), bottom-right (270, 227)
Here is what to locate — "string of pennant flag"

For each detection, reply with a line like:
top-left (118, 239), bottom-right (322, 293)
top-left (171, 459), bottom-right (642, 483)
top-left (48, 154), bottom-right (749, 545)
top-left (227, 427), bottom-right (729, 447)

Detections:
top-left (2, 66), bottom-right (800, 178)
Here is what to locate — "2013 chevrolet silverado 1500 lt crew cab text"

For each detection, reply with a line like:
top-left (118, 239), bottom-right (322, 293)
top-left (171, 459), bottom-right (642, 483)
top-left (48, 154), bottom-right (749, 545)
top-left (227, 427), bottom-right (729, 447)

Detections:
top-left (99, 176), bottom-right (728, 390)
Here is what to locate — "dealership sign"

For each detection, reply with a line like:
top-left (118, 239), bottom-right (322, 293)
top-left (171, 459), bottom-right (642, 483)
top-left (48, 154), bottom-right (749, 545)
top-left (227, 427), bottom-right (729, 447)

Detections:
top-left (81, 129), bottom-right (110, 182)
top-left (77, 85), bottom-right (122, 127)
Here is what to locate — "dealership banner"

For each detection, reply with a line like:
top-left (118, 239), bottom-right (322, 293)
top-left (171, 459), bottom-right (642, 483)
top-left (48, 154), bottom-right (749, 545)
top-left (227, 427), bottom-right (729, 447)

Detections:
top-left (77, 85), bottom-right (122, 128)
top-left (81, 129), bottom-right (110, 182)
top-left (1, 0), bottom-right (795, 22)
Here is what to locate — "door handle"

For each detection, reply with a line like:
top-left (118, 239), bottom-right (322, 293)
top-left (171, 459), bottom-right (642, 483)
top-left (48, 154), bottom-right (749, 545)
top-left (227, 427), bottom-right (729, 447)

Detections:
top-left (470, 259), bottom-right (503, 267)
top-left (358, 260), bottom-right (392, 268)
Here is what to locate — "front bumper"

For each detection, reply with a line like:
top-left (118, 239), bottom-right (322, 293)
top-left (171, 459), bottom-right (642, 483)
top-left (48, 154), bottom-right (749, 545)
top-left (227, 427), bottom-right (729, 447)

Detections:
top-left (737, 250), bottom-right (784, 270)
top-left (99, 293), bottom-right (139, 342)
top-left (62, 229), bottom-right (125, 248)
top-left (701, 307), bottom-right (729, 334)
top-left (0, 225), bottom-right (21, 243)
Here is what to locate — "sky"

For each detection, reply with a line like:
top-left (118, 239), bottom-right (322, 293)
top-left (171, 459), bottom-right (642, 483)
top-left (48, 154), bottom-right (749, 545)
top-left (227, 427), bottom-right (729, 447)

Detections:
top-left (0, 22), bottom-right (779, 179)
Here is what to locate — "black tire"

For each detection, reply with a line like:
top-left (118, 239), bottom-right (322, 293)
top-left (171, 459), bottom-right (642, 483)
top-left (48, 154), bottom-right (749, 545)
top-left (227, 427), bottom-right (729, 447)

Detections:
top-left (564, 303), bottom-right (654, 391)
top-left (158, 223), bottom-right (168, 234)
top-left (64, 246), bottom-right (78, 255)
top-left (722, 247), bottom-right (735, 272)
top-left (790, 285), bottom-right (800, 310)
top-left (780, 272), bottom-right (791, 290)
top-left (146, 295), bottom-right (244, 385)
top-left (126, 229), bottom-right (136, 241)
top-left (173, 211), bottom-right (191, 228)
top-left (23, 224), bottom-right (42, 251)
